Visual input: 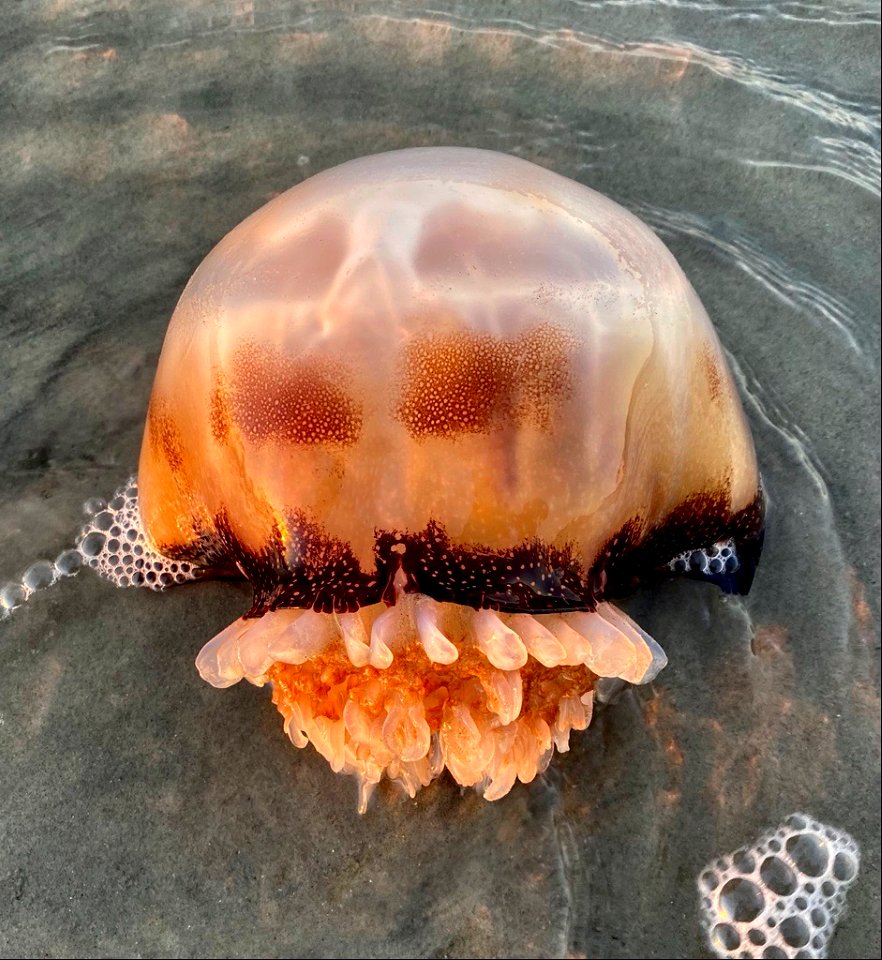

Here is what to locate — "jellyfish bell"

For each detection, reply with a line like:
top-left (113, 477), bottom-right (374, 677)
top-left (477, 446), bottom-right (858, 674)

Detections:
top-left (4, 148), bottom-right (763, 810)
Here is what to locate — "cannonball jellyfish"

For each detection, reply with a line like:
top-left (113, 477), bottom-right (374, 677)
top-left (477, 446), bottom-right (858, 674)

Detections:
top-left (5, 148), bottom-right (764, 811)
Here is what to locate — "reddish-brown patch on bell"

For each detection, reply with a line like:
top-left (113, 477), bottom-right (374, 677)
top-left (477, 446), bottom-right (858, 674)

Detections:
top-left (395, 323), bottom-right (578, 439)
top-left (228, 342), bottom-right (363, 446)
top-left (146, 396), bottom-right (185, 473)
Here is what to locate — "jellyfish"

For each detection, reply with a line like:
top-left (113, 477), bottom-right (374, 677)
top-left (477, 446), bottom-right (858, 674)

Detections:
top-left (2, 148), bottom-right (763, 811)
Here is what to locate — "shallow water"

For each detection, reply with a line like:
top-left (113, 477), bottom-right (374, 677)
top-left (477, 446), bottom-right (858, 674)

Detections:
top-left (0, 1), bottom-right (879, 957)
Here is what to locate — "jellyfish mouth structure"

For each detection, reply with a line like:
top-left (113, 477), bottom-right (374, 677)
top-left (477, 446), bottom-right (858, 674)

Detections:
top-left (195, 579), bottom-right (666, 810)
top-left (64, 147), bottom-right (765, 809)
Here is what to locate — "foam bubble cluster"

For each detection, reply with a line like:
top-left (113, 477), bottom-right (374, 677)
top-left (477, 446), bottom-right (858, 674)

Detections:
top-left (699, 813), bottom-right (861, 959)
top-left (669, 539), bottom-right (740, 577)
top-left (1, 477), bottom-right (204, 621)
top-left (75, 478), bottom-right (201, 590)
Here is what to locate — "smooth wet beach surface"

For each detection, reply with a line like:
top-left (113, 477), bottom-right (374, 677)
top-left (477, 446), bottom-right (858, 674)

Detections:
top-left (1, 2), bottom-right (879, 957)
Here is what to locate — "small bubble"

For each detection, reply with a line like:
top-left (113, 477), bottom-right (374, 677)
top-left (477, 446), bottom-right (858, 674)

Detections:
top-left (126, 529), bottom-right (138, 542)
top-left (133, 545), bottom-right (144, 557)
top-left (768, 839), bottom-right (782, 852)
top-left (0, 582), bottom-right (27, 610)
top-left (83, 497), bottom-right (107, 516)
top-left (131, 572), bottom-right (144, 586)
top-left (833, 851), bottom-right (857, 882)
top-left (810, 907), bottom-right (826, 927)
top-left (720, 877), bottom-right (764, 923)
top-left (709, 557), bottom-right (723, 574)
top-left (821, 880), bottom-right (835, 897)
top-left (117, 575), bottom-right (129, 587)
top-left (760, 856), bottom-right (796, 896)
top-left (786, 833), bottom-right (828, 876)
top-left (786, 814), bottom-right (808, 831)
top-left (733, 849), bottom-right (756, 874)
top-left (159, 573), bottom-right (173, 586)
top-left (55, 549), bottom-right (82, 577)
top-left (93, 511), bottom-right (114, 531)
top-left (110, 525), bottom-right (122, 537)
top-left (700, 871), bottom-right (720, 891)
top-left (761, 947), bottom-right (787, 959)
top-left (711, 923), bottom-right (740, 950)
top-left (107, 539), bottom-right (121, 553)
top-left (109, 496), bottom-right (125, 510)
top-left (779, 915), bottom-right (810, 948)
top-left (747, 928), bottom-right (766, 946)
top-left (80, 532), bottom-right (107, 557)
top-left (23, 560), bottom-right (56, 591)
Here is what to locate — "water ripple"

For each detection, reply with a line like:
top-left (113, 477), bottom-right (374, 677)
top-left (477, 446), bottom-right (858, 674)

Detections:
top-left (564, 0), bottom-right (880, 27)
top-left (39, 5), bottom-right (881, 142)
top-left (736, 135), bottom-right (881, 197)
top-left (724, 348), bottom-right (832, 500)
top-left (632, 202), bottom-right (868, 360)
top-left (645, 37), bottom-right (880, 135)
top-left (406, 8), bottom-right (880, 136)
